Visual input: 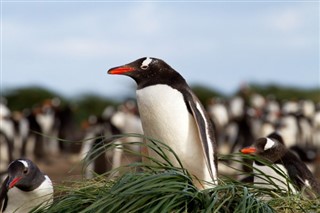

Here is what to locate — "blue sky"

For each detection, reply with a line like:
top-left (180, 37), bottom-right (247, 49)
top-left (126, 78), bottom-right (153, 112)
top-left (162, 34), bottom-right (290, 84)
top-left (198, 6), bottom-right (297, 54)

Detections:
top-left (1, 1), bottom-right (319, 99)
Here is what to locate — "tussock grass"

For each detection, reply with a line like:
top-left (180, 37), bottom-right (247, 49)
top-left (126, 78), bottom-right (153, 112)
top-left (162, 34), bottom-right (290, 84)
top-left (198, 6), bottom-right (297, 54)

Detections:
top-left (33, 134), bottom-right (319, 213)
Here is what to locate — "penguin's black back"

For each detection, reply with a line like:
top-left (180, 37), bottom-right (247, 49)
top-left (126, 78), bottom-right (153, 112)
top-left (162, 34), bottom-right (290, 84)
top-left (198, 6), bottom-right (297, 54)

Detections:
top-left (278, 151), bottom-right (320, 195)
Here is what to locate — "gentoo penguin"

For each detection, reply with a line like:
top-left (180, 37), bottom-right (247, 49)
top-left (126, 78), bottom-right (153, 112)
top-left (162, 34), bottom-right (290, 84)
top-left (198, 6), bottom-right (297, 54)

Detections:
top-left (81, 114), bottom-right (121, 179)
top-left (107, 57), bottom-right (218, 189)
top-left (0, 103), bottom-right (15, 170)
top-left (240, 132), bottom-right (320, 197)
top-left (0, 159), bottom-right (54, 212)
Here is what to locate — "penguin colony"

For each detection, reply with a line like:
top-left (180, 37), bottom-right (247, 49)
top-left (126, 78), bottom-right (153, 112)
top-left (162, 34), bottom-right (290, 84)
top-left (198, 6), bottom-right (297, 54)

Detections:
top-left (1, 57), bottom-right (320, 212)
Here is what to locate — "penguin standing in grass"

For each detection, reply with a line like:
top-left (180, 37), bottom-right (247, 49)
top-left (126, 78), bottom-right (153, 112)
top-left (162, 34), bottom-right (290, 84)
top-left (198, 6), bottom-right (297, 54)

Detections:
top-left (0, 159), bottom-right (53, 213)
top-left (241, 132), bottom-right (320, 197)
top-left (108, 57), bottom-right (218, 189)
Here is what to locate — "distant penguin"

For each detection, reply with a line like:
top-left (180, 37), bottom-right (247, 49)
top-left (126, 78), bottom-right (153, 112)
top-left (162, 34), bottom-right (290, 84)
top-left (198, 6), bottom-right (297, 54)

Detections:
top-left (241, 132), bottom-right (320, 197)
top-left (0, 103), bottom-right (15, 170)
top-left (276, 113), bottom-right (299, 148)
top-left (108, 57), bottom-right (218, 189)
top-left (20, 108), bottom-right (45, 160)
top-left (81, 115), bottom-right (121, 179)
top-left (0, 159), bottom-right (54, 212)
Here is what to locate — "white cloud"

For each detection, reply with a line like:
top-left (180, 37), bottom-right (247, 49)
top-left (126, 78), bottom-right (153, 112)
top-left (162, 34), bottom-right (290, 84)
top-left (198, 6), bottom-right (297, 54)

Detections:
top-left (38, 38), bottom-right (113, 58)
top-left (267, 8), bottom-right (303, 32)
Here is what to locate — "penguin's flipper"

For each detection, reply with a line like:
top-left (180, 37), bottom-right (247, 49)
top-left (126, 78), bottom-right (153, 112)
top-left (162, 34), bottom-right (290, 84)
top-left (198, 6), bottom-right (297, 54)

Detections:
top-left (187, 93), bottom-right (217, 183)
top-left (0, 176), bottom-right (9, 212)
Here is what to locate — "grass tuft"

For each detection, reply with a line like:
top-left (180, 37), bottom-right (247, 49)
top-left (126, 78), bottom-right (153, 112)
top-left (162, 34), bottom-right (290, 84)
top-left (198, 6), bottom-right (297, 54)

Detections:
top-left (33, 134), bottom-right (319, 213)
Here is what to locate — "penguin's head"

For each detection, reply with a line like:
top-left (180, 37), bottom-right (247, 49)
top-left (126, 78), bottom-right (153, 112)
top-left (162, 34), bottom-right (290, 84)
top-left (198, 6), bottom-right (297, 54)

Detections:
top-left (6, 159), bottom-right (44, 191)
top-left (107, 57), bottom-right (178, 85)
top-left (241, 132), bottom-right (287, 162)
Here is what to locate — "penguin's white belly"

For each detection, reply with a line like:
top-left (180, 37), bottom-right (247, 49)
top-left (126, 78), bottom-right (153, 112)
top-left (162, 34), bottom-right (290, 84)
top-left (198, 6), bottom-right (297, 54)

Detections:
top-left (5, 176), bottom-right (53, 213)
top-left (136, 85), bottom-right (208, 179)
top-left (253, 163), bottom-right (297, 193)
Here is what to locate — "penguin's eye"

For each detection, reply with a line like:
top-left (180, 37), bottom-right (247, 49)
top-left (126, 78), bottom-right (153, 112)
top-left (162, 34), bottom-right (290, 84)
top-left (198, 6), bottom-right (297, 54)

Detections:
top-left (23, 168), bottom-right (28, 174)
top-left (140, 65), bottom-right (148, 70)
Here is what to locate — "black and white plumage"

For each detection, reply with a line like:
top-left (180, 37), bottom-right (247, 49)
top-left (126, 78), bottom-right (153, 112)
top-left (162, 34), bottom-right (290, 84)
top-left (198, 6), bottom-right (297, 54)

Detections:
top-left (0, 103), bottom-right (15, 175)
top-left (80, 114), bottom-right (121, 179)
top-left (0, 159), bottom-right (53, 213)
top-left (108, 57), bottom-right (218, 189)
top-left (241, 132), bottom-right (320, 196)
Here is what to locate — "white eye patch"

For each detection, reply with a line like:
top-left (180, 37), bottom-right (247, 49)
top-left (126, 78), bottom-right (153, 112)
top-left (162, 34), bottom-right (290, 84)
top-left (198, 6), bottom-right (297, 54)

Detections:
top-left (264, 138), bottom-right (275, 150)
top-left (18, 160), bottom-right (29, 168)
top-left (141, 57), bottom-right (152, 69)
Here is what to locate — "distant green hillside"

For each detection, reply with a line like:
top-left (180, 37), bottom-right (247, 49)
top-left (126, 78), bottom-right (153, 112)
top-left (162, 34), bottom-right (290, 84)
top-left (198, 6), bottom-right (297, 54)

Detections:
top-left (2, 84), bottom-right (319, 124)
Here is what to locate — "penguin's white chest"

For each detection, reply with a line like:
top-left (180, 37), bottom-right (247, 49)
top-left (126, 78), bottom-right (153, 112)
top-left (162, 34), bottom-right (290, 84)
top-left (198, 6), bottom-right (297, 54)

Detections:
top-left (253, 163), bottom-right (297, 193)
top-left (5, 176), bottom-right (53, 213)
top-left (136, 85), bottom-right (205, 169)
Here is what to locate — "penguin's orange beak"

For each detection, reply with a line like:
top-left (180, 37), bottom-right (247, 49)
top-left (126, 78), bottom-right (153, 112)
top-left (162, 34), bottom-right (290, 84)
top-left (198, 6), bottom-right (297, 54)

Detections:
top-left (108, 66), bottom-right (135, 75)
top-left (240, 147), bottom-right (257, 154)
top-left (8, 177), bottom-right (22, 189)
